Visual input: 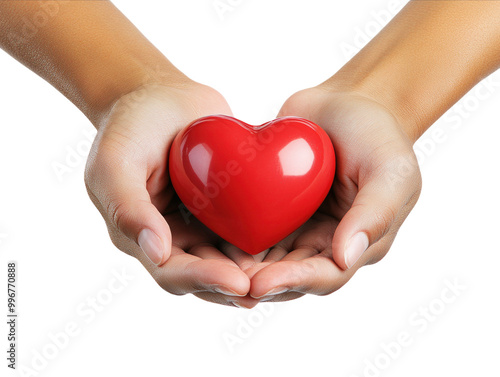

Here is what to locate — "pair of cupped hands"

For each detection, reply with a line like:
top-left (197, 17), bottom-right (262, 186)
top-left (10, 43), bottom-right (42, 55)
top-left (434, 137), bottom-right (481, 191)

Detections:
top-left (85, 78), bottom-right (422, 308)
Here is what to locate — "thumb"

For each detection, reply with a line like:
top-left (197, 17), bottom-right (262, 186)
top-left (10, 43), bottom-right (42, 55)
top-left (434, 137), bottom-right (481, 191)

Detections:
top-left (86, 161), bottom-right (171, 266)
top-left (331, 176), bottom-right (415, 270)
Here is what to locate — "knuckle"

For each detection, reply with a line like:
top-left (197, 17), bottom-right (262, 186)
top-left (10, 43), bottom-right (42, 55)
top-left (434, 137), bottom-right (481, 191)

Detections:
top-left (373, 206), bottom-right (398, 239)
top-left (280, 88), bottom-right (323, 117)
top-left (107, 200), bottom-right (132, 233)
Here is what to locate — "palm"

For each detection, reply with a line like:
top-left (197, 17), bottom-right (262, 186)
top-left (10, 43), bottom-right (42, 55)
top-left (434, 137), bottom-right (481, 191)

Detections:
top-left (248, 88), bottom-right (420, 301)
top-left (161, 195), bottom-right (269, 307)
top-left (87, 83), bottom-right (263, 308)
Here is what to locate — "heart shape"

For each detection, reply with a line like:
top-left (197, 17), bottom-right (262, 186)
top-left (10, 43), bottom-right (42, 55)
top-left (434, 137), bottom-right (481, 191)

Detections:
top-left (169, 115), bottom-right (335, 255)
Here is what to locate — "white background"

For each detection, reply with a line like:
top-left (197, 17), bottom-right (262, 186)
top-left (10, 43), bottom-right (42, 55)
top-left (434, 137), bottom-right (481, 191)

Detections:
top-left (1, 0), bottom-right (499, 376)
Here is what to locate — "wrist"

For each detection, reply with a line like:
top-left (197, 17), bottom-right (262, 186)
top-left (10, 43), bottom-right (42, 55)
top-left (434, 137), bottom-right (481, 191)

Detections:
top-left (0, 1), bottom-right (194, 127)
top-left (318, 1), bottom-right (500, 145)
top-left (79, 57), bottom-right (192, 127)
top-left (319, 74), bottom-right (422, 144)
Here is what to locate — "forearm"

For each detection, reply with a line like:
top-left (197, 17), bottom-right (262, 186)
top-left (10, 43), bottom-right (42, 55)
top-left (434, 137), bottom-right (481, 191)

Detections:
top-left (0, 0), bottom-right (188, 126)
top-left (324, 0), bottom-right (500, 142)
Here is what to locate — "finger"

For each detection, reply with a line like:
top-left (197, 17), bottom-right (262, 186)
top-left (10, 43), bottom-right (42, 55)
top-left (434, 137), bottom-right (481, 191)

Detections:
top-left (262, 245), bottom-right (289, 262)
top-left (152, 246), bottom-right (250, 297)
top-left (280, 246), bottom-right (320, 261)
top-left (247, 226), bottom-right (329, 294)
top-left (242, 244), bottom-right (298, 282)
top-left (332, 164), bottom-right (421, 271)
top-left (85, 152), bottom-right (171, 266)
top-left (251, 232), bottom-right (401, 299)
top-left (193, 292), bottom-right (261, 309)
top-left (260, 291), bottom-right (305, 303)
top-left (188, 243), bottom-right (240, 266)
top-left (220, 243), bottom-right (269, 272)
top-left (277, 89), bottom-right (316, 119)
top-left (246, 246), bottom-right (319, 282)
top-left (187, 243), bottom-right (258, 293)
top-left (192, 292), bottom-right (236, 307)
top-left (242, 245), bottom-right (291, 279)
top-left (250, 253), bottom-right (351, 298)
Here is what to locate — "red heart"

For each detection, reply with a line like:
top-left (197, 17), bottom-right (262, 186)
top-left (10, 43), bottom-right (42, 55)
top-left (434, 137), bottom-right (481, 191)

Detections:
top-left (169, 115), bottom-right (335, 255)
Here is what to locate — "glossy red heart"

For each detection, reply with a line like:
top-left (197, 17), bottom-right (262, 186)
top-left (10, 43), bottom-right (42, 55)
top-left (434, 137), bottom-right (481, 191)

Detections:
top-left (169, 115), bottom-right (335, 255)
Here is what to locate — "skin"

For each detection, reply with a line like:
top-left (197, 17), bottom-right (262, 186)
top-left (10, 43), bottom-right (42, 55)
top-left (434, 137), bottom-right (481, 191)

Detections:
top-left (1, 1), bottom-right (500, 307)
top-left (249, 0), bottom-right (500, 301)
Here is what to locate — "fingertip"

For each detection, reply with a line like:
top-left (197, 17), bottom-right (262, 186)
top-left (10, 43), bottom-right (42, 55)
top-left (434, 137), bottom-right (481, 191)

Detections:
top-left (231, 297), bottom-right (261, 309)
top-left (138, 228), bottom-right (165, 266)
top-left (198, 260), bottom-right (252, 297)
top-left (137, 218), bottom-right (172, 267)
top-left (343, 232), bottom-right (369, 269)
top-left (248, 262), bottom-right (293, 299)
top-left (225, 272), bottom-right (252, 297)
top-left (332, 220), bottom-right (371, 270)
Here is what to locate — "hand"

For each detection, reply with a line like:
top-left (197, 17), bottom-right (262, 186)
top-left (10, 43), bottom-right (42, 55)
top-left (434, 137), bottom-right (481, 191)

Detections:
top-left (85, 81), bottom-right (261, 308)
top-left (248, 86), bottom-right (422, 302)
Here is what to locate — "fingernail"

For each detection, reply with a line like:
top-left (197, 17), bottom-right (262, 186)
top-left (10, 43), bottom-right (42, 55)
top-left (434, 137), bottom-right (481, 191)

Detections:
top-left (344, 232), bottom-right (369, 269)
top-left (213, 286), bottom-right (245, 296)
top-left (260, 287), bottom-right (288, 298)
top-left (260, 296), bottom-right (276, 302)
top-left (231, 302), bottom-right (249, 309)
top-left (138, 229), bottom-right (164, 265)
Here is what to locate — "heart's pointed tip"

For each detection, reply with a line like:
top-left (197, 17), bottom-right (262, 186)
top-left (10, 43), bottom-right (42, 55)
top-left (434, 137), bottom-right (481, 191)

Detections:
top-left (244, 250), bottom-right (264, 256)
top-left (235, 243), bottom-right (271, 256)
